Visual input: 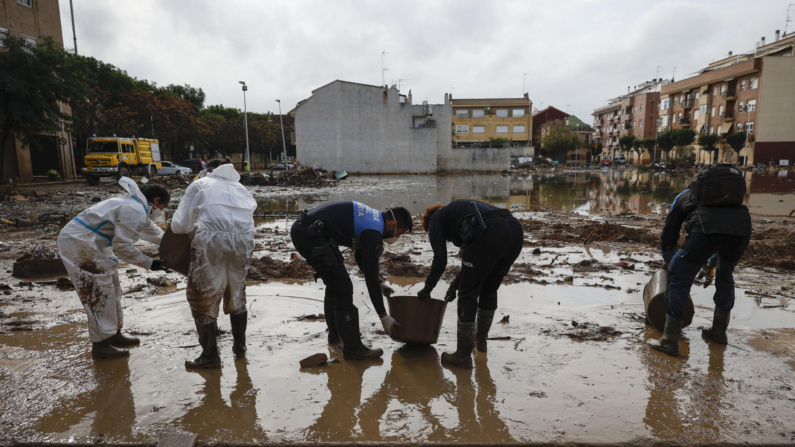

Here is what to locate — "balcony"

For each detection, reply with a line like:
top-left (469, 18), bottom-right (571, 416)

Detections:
top-left (682, 99), bottom-right (693, 108)
top-left (679, 117), bottom-right (691, 127)
top-left (721, 89), bottom-right (737, 100)
top-left (721, 111), bottom-right (734, 121)
top-left (624, 121), bottom-right (632, 130)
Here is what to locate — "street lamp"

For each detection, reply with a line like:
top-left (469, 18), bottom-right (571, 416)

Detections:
top-left (276, 99), bottom-right (287, 167)
top-left (239, 81), bottom-right (250, 171)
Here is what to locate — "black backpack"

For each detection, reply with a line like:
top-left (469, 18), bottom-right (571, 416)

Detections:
top-left (689, 163), bottom-right (746, 207)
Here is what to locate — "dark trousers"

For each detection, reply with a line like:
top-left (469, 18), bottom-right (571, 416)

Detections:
top-left (665, 233), bottom-right (750, 321)
top-left (291, 221), bottom-right (356, 333)
top-left (456, 216), bottom-right (524, 322)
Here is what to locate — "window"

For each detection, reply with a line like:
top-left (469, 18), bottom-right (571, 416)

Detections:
top-left (738, 101), bottom-right (745, 112)
top-left (639, 119), bottom-right (643, 127)
top-left (640, 105), bottom-right (644, 112)
top-left (741, 80), bottom-right (746, 91)
top-left (472, 109), bottom-right (485, 118)
top-left (737, 123), bottom-right (744, 131)
top-left (699, 104), bottom-right (708, 115)
top-left (710, 127), bottom-right (714, 134)
top-left (695, 92), bottom-right (701, 100)
top-left (694, 110), bottom-right (699, 119)
top-left (747, 99), bottom-right (757, 112)
top-left (713, 87), bottom-right (718, 97)
top-left (496, 125), bottom-right (509, 133)
top-left (719, 105), bottom-right (724, 116)
top-left (750, 77), bottom-right (758, 89)
top-left (455, 125), bottom-right (469, 134)
top-left (21, 34), bottom-right (37, 47)
top-left (455, 110), bottom-right (468, 118)
top-left (496, 109), bottom-right (508, 117)
top-left (0, 28), bottom-right (8, 47)
top-left (18, 0), bottom-right (33, 6)
top-left (633, 107), bottom-right (637, 112)
top-left (673, 97), bottom-right (677, 106)
top-left (721, 84), bottom-right (726, 94)
top-left (747, 122), bottom-right (754, 133)
top-left (473, 125), bottom-right (485, 134)
top-left (711, 106), bottom-right (716, 117)
top-left (513, 125), bottom-right (526, 133)
top-left (717, 126), bottom-right (723, 136)
top-left (512, 109), bottom-right (525, 117)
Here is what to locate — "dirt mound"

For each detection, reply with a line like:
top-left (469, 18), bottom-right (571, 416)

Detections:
top-left (380, 253), bottom-right (430, 277)
top-left (17, 246), bottom-right (59, 262)
top-left (247, 256), bottom-right (315, 280)
top-left (144, 176), bottom-right (191, 188)
top-left (13, 246), bottom-right (67, 279)
top-left (241, 168), bottom-right (336, 188)
top-left (541, 222), bottom-right (659, 246)
top-left (743, 239), bottom-right (795, 270)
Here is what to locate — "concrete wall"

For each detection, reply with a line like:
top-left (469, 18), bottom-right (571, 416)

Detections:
top-left (437, 146), bottom-right (510, 171)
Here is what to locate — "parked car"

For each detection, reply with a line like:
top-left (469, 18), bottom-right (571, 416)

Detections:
top-left (178, 159), bottom-right (202, 173)
top-left (601, 158), bottom-right (612, 166)
top-left (158, 161), bottom-right (192, 176)
top-left (614, 156), bottom-right (628, 165)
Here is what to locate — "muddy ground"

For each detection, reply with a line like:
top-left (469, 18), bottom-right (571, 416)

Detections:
top-left (0, 176), bottom-right (794, 445)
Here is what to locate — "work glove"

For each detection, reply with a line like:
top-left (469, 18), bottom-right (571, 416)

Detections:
top-left (150, 259), bottom-right (168, 271)
top-left (697, 264), bottom-right (716, 288)
top-left (380, 314), bottom-right (400, 337)
top-left (417, 286), bottom-right (432, 301)
top-left (660, 248), bottom-right (675, 265)
top-left (444, 283), bottom-right (457, 302)
top-left (381, 283), bottom-right (395, 298)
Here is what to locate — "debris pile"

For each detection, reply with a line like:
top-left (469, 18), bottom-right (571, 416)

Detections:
top-left (144, 176), bottom-right (191, 188)
top-left (13, 246), bottom-right (67, 279)
top-left (529, 221), bottom-right (659, 246)
top-left (241, 168), bottom-right (336, 188)
top-left (247, 256), bottom-right (315, 280)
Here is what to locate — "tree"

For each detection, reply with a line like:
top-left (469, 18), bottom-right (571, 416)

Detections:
top-left (724, 132), bottom-right (747, 162)
top-left (697, 133), bottom-right (720, 164)
top-left (632, 138), bottom-right (644, 164)
top-left (619, 135), bottom-right (636, 158)
top-left (673, 128), bottom-right (696, 150)
top-left (656, 130), bottom-right (676, 160)
top-left (642, 138), bottom-right (657, 162)
top-left (538, 120), bottom-right (579, 157)
top-left (0, 36), bottom-right (87, 180)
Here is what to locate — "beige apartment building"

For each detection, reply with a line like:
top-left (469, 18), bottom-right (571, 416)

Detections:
top-left (592, 78), bottom-right (668, 163)
top-left (1, 0), bottom-right (74, 182)
top-left (659, 30), bottom-right (795, 165)
top-left (451, 95), bottom-right (533, 148)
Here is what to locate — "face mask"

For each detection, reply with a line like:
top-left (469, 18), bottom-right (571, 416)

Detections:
top-left (149, 204), bottom-right (165, 224)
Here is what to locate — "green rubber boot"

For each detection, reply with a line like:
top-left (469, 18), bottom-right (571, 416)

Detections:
top-left (476, 309), bottom-right (495, 353)
top-left (702, 307), bottom-right (730, 345)
top-left (441, 319), bottom-right (476, 369)
top-left (649, 314), bottom-right (682, 357)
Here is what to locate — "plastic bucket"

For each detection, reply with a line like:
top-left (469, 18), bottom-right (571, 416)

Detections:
top-left (159, 227), bottom-right (192, 276)
top-left (387, 295), bottom-right (447, 345)
top-left (643, 268), bottom-right (695, 331)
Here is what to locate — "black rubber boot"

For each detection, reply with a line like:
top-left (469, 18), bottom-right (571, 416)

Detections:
top-left (108, 329), bottom-right (140, 347)
top-left (335, 308), bottom-right (383, 361)
top-left (441, 319), bottom-right (476, 369)
top-left (649, 314), bottom-right (682, 357)
top-left (186, 321), bottom-right (222, 369)
top-left (325, 300), bottom-right (340, 344)
top-left (702, 307), bottom-right (730, 345)
top-left (230, 310), bottom-right (247, 358)
top-left (476, 309), bottom-right (495, 353)
top-left (92, 339), bottom-right (130, 359)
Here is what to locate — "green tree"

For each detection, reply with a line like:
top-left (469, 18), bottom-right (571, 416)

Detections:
top-left (619, 135), bottom-right (636, 159)
top-left (724, 132), bottom-right (748, 162)
top-left (656, 130), bottom-right (676, 160)
top-left (642, 138), bottom-right (657, 162)
top-left (673, 128), bottom-right (696, 150)
top-left (538, 120), bottom-right (579, 157)
top-left (0, 36), bottom-right (88, 180)
top-left (632, 138), bottom-right (644, 164)
top-left (697, 133), bottom-right (720, 164)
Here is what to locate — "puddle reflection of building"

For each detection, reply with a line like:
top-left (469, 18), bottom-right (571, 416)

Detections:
top-left (174, 359), bottom-right (262, 441)
top-left (33, 357), bottom-right (136, 437)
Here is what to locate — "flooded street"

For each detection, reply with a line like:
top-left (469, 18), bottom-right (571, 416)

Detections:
top-left (1, 168), bottom-right (795, 445)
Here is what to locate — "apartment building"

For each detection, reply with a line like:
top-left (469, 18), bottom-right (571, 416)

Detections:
top-left (451, 95), bottom-right (533, 148)
top-left (1, 0), bottom-right (72, 182)
top-left (659, 30), bottom-right (795, 165)
top-left (564, 116), bottom-right (595, 165)
top-left (592, 79), bottom-right (669, 163)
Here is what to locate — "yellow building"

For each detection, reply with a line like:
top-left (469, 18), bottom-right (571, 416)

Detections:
top-left (451, 94), bottom-right (533, 148)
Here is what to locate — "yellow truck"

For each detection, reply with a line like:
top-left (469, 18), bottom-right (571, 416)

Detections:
top-left (82, 137), bottom-right (163, 186)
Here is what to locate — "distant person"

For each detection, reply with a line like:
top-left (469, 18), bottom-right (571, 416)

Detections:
top-left (418, 200), bottom-right (523, 369)
top-left (171, 156), bottom-right (257, 369)
top-left (290, 201), bottom-right (412, 361)
top-left (650, 163), bottom-right (751, 357)
top-left (58, 178), bottom-right (169, 359)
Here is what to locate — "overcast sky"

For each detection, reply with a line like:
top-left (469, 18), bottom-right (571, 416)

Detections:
top-left (59, 0), bottom-right (790, 123)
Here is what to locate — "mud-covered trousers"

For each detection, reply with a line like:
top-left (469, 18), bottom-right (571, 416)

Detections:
top-left (455, 215), bottom-right (524, 323)
top-left (665, 233), bottom-right (750, 321)
top-left (290, 220), bottom-right (356, 333)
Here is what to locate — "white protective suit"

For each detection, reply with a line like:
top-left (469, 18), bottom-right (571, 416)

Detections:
top-left (171, 164), bottom-right (257, 321)
top-left (57, 177), bottom-right (164, 342)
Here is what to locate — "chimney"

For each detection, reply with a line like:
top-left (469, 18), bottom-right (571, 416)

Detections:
top-left (728, 51), bottom-right (732, 57)
top-left (524, 92), bottom-right (529, 99)
top-left (761, 36), bottom-right (766, 46)
top-left (775, 30), bottom-right (781, 42)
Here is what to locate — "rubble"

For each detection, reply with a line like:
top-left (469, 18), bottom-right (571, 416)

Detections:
top-left (247, 256), bottom-right (315, 280)
top-left (241, 168), bottom-right (337, 188)
top-left (12, 246), bottom-right (67, 279)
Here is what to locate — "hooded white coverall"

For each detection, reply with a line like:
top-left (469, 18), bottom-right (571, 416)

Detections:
top-left (171, 164), bottom-right (257, 322)
top-left (57, 178), bottom-right (164, 342)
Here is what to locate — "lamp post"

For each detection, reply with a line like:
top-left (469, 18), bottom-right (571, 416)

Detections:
top-left (276, 99), bottom-right (287, 167)
top-left (742, 113), bottom-right (751, 167)
top-left (149, 90), bottom-right (155, 137)
top-left (239, 81), bottom-right (250, 171)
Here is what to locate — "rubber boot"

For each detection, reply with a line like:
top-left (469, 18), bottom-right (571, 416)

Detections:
top-left (108, 329), bottom-right (140, 347)
top-left (649, 314), bottom-right (682, 357)
top-left (702, 307), bottom-right (730, 345)
top-left (441, 319), bottom-right (476, 369)
top-left (185, 321), bottom-right (221, 369)
top-left (325, 300), bottom-right (341, 344)
top-left (335, 308), bottom-right (383, 361)
top-left (230, 310), bottom-right (247, 358)
top-left (92, 339), bottom-right (130, 359)
top-left (476, 309), bottom-right (495, 353)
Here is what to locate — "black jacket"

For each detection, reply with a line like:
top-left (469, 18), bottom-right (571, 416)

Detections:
top-left (660, 189), bottom-right (752, 251)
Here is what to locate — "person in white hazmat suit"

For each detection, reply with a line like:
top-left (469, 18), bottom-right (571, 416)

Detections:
top-left (171, 158), bottom-right (257, 369)
top-left (57, 178), bottom-right (170, 359)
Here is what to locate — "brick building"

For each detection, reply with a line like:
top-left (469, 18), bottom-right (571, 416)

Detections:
top-left (532, 106), bottom-right (569, 142)
top-left (1, 0), bottom-right (74, 182)
top-left (659, 31), bottom-right (795, 165)
top-left (451, 95), bottom-right (533, 148)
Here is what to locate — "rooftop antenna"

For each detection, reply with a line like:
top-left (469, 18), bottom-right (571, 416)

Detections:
top-left (672, 66), bottom-right (678, 82)
top-left (398, 79), bottom-right (410, 90)
top-left (656, 65), bottom-right (662, 81)
top-left (566, 104), bottom-right (572, 113)
top-left (523, 73), bottom-right (529, 94)
top-left (786, 4), bottom-right (795, 35)
top-left (381, 50), bottom-right (388, 87)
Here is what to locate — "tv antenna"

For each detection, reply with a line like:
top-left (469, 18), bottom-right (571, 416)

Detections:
top-left (672, 66), bottom-right (678, 81)
top-left (381, 50), bottom-right (388, 87)
top-left (398, 79), bottom-right (410, 90)
top-left (656, 65), bottom-right (662, 80)
top-left (523, 73), bottom-right (530, 94)
top-left (785, 4), bottom-right (795, 35)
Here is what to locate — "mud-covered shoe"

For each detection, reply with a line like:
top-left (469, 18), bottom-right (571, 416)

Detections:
top-left (109, 330), bottom-right (140, 347)
top-left (441, 319), bottom-right (476, 369)
top-left (649, 314), bottom-right (682, 357)
top-left (475, 309), bottom-right (495, 353)
top-left (92, 339), bottom-right (130, 359)
top-left (186, 321), bottom-right (221, 369)
top-left (231, 310), bottom-right (247, 358)
top-left (328, 331), bottom-right (341, 345)
top-left (336, 308), bottom-right (383, 361)
top-left (702, 307), bottom-right (730, 345)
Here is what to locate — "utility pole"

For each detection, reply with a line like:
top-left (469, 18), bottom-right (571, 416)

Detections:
top-left (276, 99), bottom-right (288, 167)
top-left (69, 0), bottom-right (77, 54)
top-left (381, 50), bottom-right (388, 87)
top-left (239, 81), bottom-right (250, 171)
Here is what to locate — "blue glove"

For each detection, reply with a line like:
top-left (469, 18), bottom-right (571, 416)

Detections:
top-left (707, 253), bottom-right (718, 268)
top-left (661, 249), bottom-right (675, 264)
